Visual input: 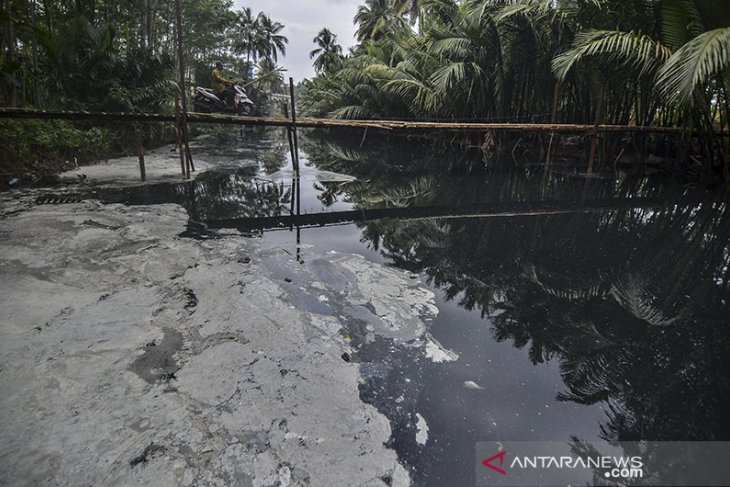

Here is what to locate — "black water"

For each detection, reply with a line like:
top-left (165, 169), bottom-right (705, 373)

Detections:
top-left (94, 128), bottom-right (730, 486)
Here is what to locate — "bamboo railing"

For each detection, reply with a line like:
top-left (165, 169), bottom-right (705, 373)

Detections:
top-left (1, 107), bottom-right (726, 135)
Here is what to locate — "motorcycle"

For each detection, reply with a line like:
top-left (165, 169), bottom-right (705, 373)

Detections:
top-left (192, 83), bottom-right (254, 116)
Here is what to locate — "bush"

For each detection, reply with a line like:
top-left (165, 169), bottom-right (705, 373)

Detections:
top-left (0, 119), bottom-right (112, 179)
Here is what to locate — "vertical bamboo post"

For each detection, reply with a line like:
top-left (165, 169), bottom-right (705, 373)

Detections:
top-left (283, 104), bottom-right (297, 171)
top-left (175, 0), bottom-right (193, 179)
top-left (137, 130), bottom-right (146, 182)
top-left (289, 176), bottom-right (296, 218)
top-left (296, 156), bottom-right (302, 216)
top-left (286, 126), bottom-right (297, 170)
top-left (175, 91), bottom-right (186, 176)
top-left (289, 77), bottom-right (300, 176)
top-left (295, 171), bottom-right (302, 264)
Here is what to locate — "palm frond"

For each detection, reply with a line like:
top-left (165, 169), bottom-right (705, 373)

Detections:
top-left (335, 67), bottom-right (370, 85)
top-left (429, 61), bottom-right (484, 94)
top-left (382, 78), bottom-right (440, 116)
top-left (660, 0), bottom-right (706, 50)
top-left (329, 104), bottom-right (376, 119)
top-left (361, 63), bottom-right (394, 79)
top-left (610, 278), bottom-right (681, 327)
top-left (325, 144), bottom-right (367, 163)
top-left (656, 27), bottom-right (730, 106)
top-left (495, 1), bottom-right (553, 24)
top-left (429, 34), bottom-right (473, 58)
top-left (553, 30), bottom-right (670, 81)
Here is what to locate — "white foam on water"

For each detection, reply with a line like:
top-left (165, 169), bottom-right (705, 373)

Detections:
top-left (415, 413), bottom-right (429, 445)
top-left (424, 333), bottom-right (459, 363)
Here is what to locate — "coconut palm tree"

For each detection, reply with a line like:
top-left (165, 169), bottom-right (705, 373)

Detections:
top-left (235, 10), bottom-right (288, 79)
top-left (310, 28), bottom-right (344, 74)
top-left (354, 0), bottom-right (405, 42)
top-left (234, 8), bottom-right (261, 80)
top-left (302, 0), bottom-right (727, 173)
top-left (258, 14), bottom-right (288, 62)
top-left (393, 0), bottom-right (424, 28)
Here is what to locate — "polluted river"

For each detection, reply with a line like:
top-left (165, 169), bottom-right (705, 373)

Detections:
top-left (1, 127), bottom-right (729, 486)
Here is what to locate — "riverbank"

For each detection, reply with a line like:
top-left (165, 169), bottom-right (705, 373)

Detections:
top-left (0, 195), bottom-right (425, 486)
top-left (59, 143), bottom-right (210, 186)
top-left (0, 119), bottom-right (189, 191)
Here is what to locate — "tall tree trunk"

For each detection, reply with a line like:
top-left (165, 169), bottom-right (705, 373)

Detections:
top-left (30, 0), bottom-right (41, 106)
top-left (245, 43), bottom-right (252, 80)
top-left (148, 0), bottom-right (156, 53)
top-left (2, 0), bottom-right (17, 105)
top-left (139, 0), bottom-right (147, 49)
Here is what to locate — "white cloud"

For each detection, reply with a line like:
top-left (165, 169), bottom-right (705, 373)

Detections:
top-left (233, 0), bottom-right (361, 81)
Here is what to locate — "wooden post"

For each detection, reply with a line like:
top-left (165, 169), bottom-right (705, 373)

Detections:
top-left (294, 172), bottom-right (301, 263)
top-left (289, 176), bottom-right (296, 218)
top-left (296, 160), bottom-right (301, 218)
top-left (175, 92), bottom-right (186, 176)
top-left (283, 104), bottom-right (297, 171)
top-left (175, 0), bottom-right (193, 179)
top-left (286, 126), bottom-right (297, 170)
top-left (137, 130), bottom-right (146, 182)
top-left (289, 77), bottom-right (300, 176)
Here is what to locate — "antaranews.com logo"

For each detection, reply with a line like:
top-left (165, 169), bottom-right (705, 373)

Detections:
top-left (475, 441), bottom-right (730, 486)
top-left (481, 449), bottom-right (643, 479)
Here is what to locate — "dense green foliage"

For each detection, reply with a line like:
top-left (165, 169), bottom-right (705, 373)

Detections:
top-left (300, 0), bottom-right (729, 173)
top-left (0, 0), bottom-right (289, 179)
top-left (0, 119), bottom-right (111, 176)
top-left (302, 0), bottom-right (729, 125)
top-left (0, 0), bottom-right (289, 108)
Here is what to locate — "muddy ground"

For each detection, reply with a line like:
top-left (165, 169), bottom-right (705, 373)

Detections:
top-left (0, 187), bottom-right (449, 485)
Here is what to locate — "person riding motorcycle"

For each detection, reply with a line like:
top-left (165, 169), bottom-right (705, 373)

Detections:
top-left (212, 61), bottom-right (234, 107)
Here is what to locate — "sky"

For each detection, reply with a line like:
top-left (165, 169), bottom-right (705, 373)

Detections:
top-left (233, 0), bottom-right (362, 82)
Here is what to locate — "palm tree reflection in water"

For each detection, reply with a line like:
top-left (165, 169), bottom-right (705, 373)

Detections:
top-left (303, 135), bottom-right (730, 443)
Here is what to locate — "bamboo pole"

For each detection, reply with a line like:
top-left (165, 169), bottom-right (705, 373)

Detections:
top-left (2, 107), bottom-right (729, 136)
top-left (286, 126), bottom-right (297, 167)
top-left (284, 99), bottom-right (297, 179)
top-left (136, 130), bottom-right (146, 182)
top-left (174, 0), bottom-right (193, 179)
top-left (289, 77), bottom-right (300, 176)
top-left (175, 92), bottom-right (186, 176)
top-left (239, 67), bottom-right (286, 89)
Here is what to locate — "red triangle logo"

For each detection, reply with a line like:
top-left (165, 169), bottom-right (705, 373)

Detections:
top-left (482, 451), bottom-right (507, 475)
